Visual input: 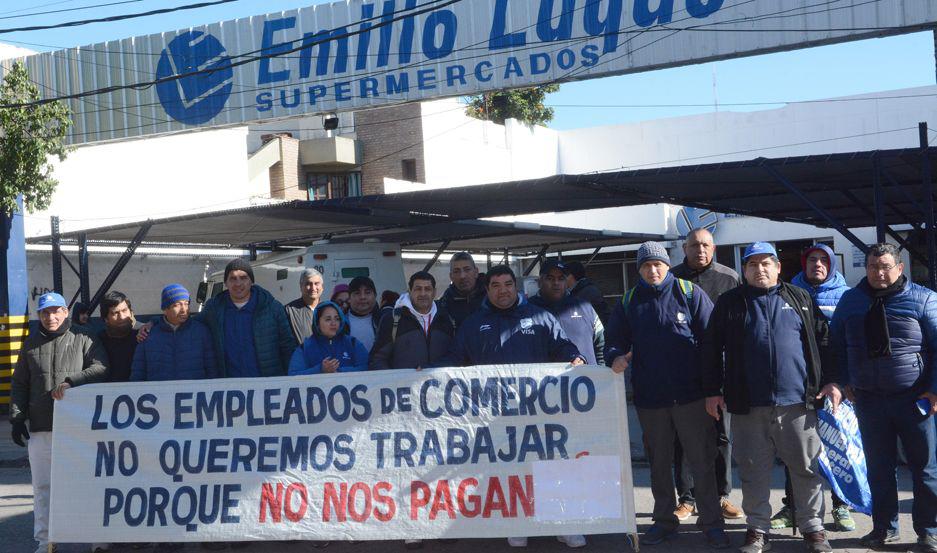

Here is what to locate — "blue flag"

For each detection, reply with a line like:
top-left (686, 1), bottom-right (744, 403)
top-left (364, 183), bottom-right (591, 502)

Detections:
top-left (816, 399), bottom-right (872, 515)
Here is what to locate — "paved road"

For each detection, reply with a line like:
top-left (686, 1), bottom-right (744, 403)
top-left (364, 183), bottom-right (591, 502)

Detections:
top-left (0, 463), bottom-right (923, 553)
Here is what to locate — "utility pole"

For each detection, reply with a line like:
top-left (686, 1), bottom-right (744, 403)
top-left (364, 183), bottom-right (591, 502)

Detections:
top-left (0, 197), bottom-right (29, 412)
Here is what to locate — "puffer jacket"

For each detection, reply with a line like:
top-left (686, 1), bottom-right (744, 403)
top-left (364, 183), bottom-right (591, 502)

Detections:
top-left (369, 295), bottom-right (454, 370)
top-left (288, 302), bottom-right (368, 375)
top-left (199, 285), bottom-right (295, 377)
top-left (130, 318), bottom-right (218, 382)
top-left (438, 279), bottom-right (486, 330)
top-left (10, 320), bottom-right (109, 432)
top-left (831, 277), bottom-right (937, 395)
top-left (791, 244), bottom-right (849, 320)
top-left (436, 295), bottom-right (581, 367)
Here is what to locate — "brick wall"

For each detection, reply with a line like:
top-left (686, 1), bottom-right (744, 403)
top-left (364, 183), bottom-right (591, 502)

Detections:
top-left (356, 103), bottom-right (425, 195)
top-left (266, 134), bottom-right (305, 200)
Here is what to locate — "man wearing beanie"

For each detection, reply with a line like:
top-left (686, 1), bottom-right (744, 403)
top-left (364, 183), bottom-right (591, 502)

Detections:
top-left (703, 242), bottom-right (840, 553)
top-left (130, 285), bottom-right (217, 383)
top-left (771, 244), bottom-right (854, 532)
top-left (605, 241), bottom-right (729, 549)
top-left (199, 258), bottom-right (294, 378)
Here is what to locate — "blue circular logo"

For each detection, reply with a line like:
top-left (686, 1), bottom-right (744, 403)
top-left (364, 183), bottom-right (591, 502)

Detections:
top-left (675, 207), bottom-right (721, 238)
top-left (156, 31), bottom-right (233, 125)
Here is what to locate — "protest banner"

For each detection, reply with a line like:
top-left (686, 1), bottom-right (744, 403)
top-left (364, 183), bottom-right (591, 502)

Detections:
top-left (817, 399), bottom-right (872, 515)
top-left (49, 364), bottom-right (636, 543)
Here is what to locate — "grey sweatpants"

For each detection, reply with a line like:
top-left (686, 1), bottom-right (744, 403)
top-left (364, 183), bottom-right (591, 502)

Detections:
top-left (732, 404), bottom-right (824, 534)
top-left (636, 399), bottom-right (724, 531)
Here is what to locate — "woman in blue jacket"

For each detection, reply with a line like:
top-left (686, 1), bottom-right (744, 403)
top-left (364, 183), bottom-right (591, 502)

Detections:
top-left (288, 301), bottom-right (368, 375)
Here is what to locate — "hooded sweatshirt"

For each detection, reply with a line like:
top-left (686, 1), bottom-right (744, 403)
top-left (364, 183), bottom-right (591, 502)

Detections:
top-left (791, 243), bottom-right (849, 320)
top-left (369, 294), bottom-right (455, 370)
top-left (288, 301), bottom-right (369, 375)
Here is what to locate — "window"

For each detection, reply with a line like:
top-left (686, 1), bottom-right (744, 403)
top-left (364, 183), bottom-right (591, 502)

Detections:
top-left (401, 158), bottom-right (417, 181)
top-left (306, 172), bottom-right (362, 200)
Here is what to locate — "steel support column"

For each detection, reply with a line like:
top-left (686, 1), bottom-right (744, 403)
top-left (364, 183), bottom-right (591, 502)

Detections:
top-left (522, 245), bottom-right (550, 277)
top-left (760, 163), bottom-right (869, 254)
top-left (422, 240), bottom-right (451, 272)
top-left (840, 191), bottom-right (927, 265)
top-left (87, 222), bottom-right (152, 314)
top-left (920, 122), bottom-right (937, 291)
top-left (78, 233), bottom-right (90, 307)
top-left (50, 216), bottom-right (62, 294)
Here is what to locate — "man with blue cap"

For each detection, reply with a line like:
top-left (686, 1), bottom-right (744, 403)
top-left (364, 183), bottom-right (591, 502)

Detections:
top-left (605, 241), bottom-right (729, 549)
top-left (131, 284), bottom-right (217, 383)
top-left (702, 242), bottom-right (842, 553)
top-left (10, 292), bottom-right (109, 553)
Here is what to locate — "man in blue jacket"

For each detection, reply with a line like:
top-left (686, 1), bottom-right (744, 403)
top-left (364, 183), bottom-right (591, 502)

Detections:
top-left (605, 241), bottom-right (729, 549)
top-left (530, 260), bottom-right (604, 365)
top-left (703, 242), bottom-right (840, 553)
top-left (773, 244), bottom-right (854, 532)
top-left (131, 285), bottom-right (217, 382)
top-left (200, 259), bottom-right (295, 378)
top-left (831, 243), bottom-right (937, 552)
top-left (438, 264), bottom-right (585, 549)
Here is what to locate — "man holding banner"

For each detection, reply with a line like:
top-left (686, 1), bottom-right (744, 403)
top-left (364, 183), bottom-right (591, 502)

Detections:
top-left (703, 242), bottom-right (840, 553)
top-left (439, 264), bottom-right (586, 548)
top-left (10, 292), bottom-right (109, 553)
top-left (605, 241), bottom-right (729, 549)
top-left (832, 243), bottom-right (937, 552)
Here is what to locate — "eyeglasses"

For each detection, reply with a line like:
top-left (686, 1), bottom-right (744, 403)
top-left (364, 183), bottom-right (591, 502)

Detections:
top-left (866, 264), bottom-right (898, 273)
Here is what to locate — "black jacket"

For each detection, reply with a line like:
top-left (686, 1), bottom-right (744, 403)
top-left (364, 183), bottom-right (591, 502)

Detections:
top-left (369, 302), bottom-right (454, 370)
top-left (438, 279), bottom-right (486, 330)
top-left (671, 261), bottom-right (740, 303)
top-left (701, 281), bottom-right (835, 414)
top-left (569, 277), bottom-right (610, 324)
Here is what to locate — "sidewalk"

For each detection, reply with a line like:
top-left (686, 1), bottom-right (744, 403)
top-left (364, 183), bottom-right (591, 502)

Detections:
top-left (0, 433), bottom-right (28, 467)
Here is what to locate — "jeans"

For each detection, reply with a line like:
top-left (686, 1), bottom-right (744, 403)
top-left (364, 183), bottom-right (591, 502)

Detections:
top-left (855, 390), bottom-right (937, 537)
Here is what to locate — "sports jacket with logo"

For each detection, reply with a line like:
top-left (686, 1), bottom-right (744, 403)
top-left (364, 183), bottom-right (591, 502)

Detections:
top-left (604, 273), bottom-right (713, 409)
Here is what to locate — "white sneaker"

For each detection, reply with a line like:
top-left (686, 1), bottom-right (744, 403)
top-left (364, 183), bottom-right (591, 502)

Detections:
top-left (507, 537), bottom-right (528, 547)
top-left (557, 535), bottom-right (587, 548)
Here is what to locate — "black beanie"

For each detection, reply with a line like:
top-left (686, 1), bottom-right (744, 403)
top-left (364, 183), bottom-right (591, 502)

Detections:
top-left (224, 258), bottom-right (254, 283)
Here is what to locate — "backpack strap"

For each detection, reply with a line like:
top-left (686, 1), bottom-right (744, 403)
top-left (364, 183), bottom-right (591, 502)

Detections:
top-left (621, 287), bottom-right (637, 312)
top-left (676, 278), bottom-right (694, 303)
top-left (391, 309), bottom-right (402, 343)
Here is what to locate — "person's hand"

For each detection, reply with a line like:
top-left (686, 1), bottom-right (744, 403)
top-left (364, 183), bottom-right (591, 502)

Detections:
top-left (321, 358), bottom-right (340, 373)
top-left (611, 352), bottom-right (632, 374)
top-left (136, 321), bottom-right (155, 343)
top-left (11, 420), bottom-right (29, 447)
top-left (843, 385), bottom-right (855, 403)
top-left (705, 396), bottom-right (726, 420)
top-left (51, 382), bottom-right (71, 401)
top-left (569, 357), bottom-right (585, 366)
top-left (920, 392), bottom-right (937, 415)
top-left (817, 383), bottom-right (843, 414)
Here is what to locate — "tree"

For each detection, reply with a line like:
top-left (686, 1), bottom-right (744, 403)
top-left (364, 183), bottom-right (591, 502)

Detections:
top-left (0, 61), bottom-right (71, 215)
top-left (465, 84), bottom-right (560, 127)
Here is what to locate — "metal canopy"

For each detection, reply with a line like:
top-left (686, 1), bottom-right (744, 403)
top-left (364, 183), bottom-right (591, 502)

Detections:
top-left (30, 203), bottom-right (661, 254)
top-left (326, 148), bottom-right (937, 228)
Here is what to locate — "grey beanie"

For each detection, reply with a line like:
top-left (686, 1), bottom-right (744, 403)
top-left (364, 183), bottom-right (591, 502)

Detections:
top-left (637, 241), bottom-right (671, 267)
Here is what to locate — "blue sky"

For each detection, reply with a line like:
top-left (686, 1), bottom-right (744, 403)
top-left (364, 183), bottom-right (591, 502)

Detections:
top-left (4, 0), bottom-right (935, 130)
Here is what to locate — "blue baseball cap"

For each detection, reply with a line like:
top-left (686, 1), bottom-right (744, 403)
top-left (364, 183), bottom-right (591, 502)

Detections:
top-left (37, 292), bottom-right (67, 311)
top-left (742, 242), bottom-right (778, 261)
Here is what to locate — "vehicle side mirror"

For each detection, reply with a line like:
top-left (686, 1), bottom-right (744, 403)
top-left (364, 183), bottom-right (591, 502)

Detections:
top-left (196, 282), bottom-right (208, 304)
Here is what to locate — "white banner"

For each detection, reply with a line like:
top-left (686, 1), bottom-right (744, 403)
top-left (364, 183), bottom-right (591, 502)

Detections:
top-left (13, 0), bottom-right (937, 145)
top-left (49, 364), bottom-right (636, 543)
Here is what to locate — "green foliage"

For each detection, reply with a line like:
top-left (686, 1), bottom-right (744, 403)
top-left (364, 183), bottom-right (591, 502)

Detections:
top-left (465, 84), bottom-right (560, 126)
top-left (0, 61), bottom-right (71, 215)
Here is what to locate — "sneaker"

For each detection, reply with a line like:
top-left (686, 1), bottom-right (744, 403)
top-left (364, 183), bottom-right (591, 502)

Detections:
top-left (918, 534), bottom-right (937, 553)
top-left (739, 530), bottom-right (771, 553)
top-left (830, 505), bottom-right (856, 532)
top-left (704, 528), bottom-right (731, 549)
top-left (642, 524), bottom-right (677, 545)
top-left (507, 537), bottom-right (528, 547)
top-left (859, 529), bottom-right (899, 548)
top-left (674, 502), bottom-right (696, 521)
top-left (404, 540), bottom-right (423, 550)
top-left (803, 530), bottom-right (832, 553)
top-left (721, 498), bottom-right (744, 520)
top-left (557, 535), bottom-right (587, 548)
top-left (769, 505), bottom-right (794, 530)
top-left (91, 545), bottom-right (110, 553)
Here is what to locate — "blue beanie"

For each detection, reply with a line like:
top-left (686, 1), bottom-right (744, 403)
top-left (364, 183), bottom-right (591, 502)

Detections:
top-left (161, 284), bottom-right (189, 310)
top-left (637, 241), bottom-right (671, 267)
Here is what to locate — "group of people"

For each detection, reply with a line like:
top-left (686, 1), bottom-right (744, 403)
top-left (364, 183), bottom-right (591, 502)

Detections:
top-left (9, 232), bottom-right (937, 553)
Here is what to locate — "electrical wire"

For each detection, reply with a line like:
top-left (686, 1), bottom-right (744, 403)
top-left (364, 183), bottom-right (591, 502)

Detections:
top-left (0, 0), bottom-right (144, 22)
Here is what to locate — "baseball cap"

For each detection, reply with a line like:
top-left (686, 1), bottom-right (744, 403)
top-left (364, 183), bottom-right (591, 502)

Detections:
top-left (540, 259), bottom-right (569, 276)
top-left (38, 292), bottom-right (67, 311)
top-left (742, 242), bottom-right (778, 261)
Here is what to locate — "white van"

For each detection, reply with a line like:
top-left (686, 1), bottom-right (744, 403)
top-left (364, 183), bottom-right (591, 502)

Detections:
top-left (197, 241), bottom-right (407, 307)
